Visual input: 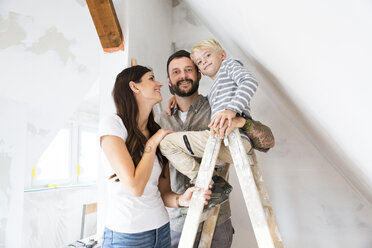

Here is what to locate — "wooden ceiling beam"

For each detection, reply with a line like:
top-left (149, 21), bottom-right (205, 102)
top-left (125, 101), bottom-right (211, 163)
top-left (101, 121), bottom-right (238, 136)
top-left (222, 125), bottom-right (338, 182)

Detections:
top-left (86, 0), bottom-right (124, 52)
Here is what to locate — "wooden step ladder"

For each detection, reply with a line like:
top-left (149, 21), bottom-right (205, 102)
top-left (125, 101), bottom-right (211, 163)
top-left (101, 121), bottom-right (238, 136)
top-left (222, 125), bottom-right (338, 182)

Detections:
top-left (178, 129), bottom-right (283, 248)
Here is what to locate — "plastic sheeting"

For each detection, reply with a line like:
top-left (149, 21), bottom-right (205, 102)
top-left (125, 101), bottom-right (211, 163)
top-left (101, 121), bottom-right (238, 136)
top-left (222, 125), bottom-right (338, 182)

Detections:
top-left (22, 185), bottom-right (97, 248)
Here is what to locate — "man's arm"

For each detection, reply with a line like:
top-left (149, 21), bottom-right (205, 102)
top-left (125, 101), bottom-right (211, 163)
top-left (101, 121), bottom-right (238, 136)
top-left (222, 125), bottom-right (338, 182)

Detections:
top-left (213, 117), bottom-right (275, 152)
top-left (243, 119), bottom-right (275, 152)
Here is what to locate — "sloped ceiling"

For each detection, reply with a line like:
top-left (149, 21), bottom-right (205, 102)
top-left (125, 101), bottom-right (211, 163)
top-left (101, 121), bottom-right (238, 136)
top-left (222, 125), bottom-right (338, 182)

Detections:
top-left (183, 0), bottom-right (372, 201)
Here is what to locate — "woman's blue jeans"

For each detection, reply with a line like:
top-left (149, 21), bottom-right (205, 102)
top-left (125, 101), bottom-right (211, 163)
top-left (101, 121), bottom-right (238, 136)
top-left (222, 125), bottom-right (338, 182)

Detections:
top-left (102, 222), bottom-right (171, 248)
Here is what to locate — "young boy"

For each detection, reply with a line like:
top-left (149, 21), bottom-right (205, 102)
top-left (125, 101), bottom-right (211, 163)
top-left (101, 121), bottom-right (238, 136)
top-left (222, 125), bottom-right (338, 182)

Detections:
top-left (160, 39), bottom-right (258, 185)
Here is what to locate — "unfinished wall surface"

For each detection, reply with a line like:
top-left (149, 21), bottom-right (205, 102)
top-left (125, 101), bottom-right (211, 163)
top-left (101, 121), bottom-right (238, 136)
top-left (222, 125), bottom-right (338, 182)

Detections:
top-left (173, 1), bottom-right (372, 247)
top-left (0, 0), bottom-right (101, 247)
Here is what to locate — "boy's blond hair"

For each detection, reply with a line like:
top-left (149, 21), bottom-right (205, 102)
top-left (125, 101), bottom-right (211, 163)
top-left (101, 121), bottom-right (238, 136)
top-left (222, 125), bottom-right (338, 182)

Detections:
top-left (190, 39), bottom-right (223, 62)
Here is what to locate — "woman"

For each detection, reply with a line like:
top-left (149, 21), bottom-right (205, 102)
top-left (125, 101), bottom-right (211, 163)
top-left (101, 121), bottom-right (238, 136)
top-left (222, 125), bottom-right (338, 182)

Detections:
top-left (99, 65), bottom-right (210, 248)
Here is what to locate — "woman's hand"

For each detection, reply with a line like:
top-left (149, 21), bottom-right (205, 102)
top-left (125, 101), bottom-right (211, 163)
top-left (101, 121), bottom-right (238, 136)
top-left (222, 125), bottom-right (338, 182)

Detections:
top-left (147, 129), bottom-right (173, 147)
top-left (166, 95), bottom-right (177, 115)
top-left (178, 185), bottom-right (212, 207)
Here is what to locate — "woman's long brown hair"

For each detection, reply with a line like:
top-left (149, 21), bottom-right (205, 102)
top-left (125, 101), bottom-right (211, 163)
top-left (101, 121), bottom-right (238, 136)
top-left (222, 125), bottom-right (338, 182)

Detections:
top-left (110, 65), bottom-right (168, 181)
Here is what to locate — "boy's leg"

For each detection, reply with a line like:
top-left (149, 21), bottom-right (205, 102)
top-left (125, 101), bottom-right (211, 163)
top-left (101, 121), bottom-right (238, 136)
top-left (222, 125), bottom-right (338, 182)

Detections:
top-left (160, 131), bottom-right (252, 182)
top-left (160, 130), bottom-right (210, 183)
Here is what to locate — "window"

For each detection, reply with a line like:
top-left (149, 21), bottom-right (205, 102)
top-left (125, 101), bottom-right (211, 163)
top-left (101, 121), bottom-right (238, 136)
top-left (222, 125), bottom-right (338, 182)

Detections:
top-left (34, 127), bottom-right (72, 186)
top-left (30, 114), bottom-right (99, 189)
top-left (78, 127), bottom-right (100, 184)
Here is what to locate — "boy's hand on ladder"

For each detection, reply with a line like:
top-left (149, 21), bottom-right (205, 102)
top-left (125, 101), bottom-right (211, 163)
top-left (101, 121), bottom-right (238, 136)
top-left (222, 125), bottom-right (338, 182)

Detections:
top-left (208, 110), bottom-right (237, 131)
top-left (210, 115), bottom-right (244, 138)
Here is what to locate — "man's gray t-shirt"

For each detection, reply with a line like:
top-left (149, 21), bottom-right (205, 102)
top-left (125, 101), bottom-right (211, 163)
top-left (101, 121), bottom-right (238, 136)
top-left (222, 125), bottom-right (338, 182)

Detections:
top-left (155, 95), bottom-right (231, 232)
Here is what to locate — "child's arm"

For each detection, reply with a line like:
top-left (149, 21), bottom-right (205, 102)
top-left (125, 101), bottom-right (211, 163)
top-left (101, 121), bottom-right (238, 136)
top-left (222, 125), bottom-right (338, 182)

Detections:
top-left (208, 59), bottom-right (258, 130)
top-left (225, 59), bottom-right (258, 118)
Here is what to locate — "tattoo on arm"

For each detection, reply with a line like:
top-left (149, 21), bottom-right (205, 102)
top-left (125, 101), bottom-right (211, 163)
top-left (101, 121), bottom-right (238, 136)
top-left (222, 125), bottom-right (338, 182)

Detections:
top-left (144, 145), bottom-right (152, 153)
top-left (246, 120), bottom-right (275, 152)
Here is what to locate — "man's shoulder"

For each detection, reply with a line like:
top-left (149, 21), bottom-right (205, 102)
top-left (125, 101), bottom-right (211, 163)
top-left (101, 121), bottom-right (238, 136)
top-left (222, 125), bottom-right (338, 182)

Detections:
top-left (192, 95), bottom-right (210, 110)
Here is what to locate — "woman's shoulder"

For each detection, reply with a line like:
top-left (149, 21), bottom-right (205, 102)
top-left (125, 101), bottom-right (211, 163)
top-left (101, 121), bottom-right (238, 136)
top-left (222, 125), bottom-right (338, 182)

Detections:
top-left (101, 113), bottom-right (122, 123)
top-left (99, 114), bottom-right (127, 138)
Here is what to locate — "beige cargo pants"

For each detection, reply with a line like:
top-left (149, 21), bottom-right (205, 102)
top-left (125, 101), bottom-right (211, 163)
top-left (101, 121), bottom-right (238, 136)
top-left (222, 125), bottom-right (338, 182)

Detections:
top-left (160, 130), bottom-right (251, 183)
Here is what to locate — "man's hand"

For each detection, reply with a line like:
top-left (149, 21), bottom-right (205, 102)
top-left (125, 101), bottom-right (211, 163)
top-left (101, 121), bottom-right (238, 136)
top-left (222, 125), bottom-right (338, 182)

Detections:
top-left (208, 110), bottom-right (237, 130)
top-left (166, 95), bottom-right (177, 115)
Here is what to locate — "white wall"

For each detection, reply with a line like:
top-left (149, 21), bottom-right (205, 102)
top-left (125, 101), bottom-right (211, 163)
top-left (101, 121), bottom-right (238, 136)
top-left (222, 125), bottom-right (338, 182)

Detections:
top-left (184, 0), bottom-right (372, 200)
top-left (0, 0), bottom-right (101, 247)
top-left (173, 1), bottom-right (372, 247)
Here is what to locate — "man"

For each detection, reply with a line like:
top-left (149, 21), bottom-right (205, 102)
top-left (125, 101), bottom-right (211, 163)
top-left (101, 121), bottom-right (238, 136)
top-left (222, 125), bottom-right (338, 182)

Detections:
top-left (155, 50), bottom-right (274, 248)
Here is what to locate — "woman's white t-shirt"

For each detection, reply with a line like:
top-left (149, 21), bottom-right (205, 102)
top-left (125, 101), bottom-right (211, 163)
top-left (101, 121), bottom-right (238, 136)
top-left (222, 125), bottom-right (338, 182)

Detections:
top-left (99, 114), bottom-right (169, 233)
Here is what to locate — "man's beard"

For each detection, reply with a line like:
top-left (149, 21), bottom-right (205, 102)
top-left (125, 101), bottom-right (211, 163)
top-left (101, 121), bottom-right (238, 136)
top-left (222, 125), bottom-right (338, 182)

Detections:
top-left (169, 79), bottom-right (199, 97)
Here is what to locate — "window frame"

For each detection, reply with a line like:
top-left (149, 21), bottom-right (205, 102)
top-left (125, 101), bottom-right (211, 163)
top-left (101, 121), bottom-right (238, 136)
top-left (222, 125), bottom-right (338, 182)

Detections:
top-left (28, 112), bottom-right (99, 189)
top-left (77, 125), bottom-right (100, 184)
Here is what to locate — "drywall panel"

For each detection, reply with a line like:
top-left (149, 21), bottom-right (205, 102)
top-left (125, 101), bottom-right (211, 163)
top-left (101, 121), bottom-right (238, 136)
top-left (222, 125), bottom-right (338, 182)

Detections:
top-left (183, 0), bottom-right (372, 200)
top-left (172, 2), bottom-right (372, 247)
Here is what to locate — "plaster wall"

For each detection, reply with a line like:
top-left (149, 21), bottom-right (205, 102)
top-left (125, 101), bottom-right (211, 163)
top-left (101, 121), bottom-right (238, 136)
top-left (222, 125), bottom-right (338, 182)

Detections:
top-left (172, 1), bottom-right (372, 247)
top-left (0, 0), bottom-right (101, 247)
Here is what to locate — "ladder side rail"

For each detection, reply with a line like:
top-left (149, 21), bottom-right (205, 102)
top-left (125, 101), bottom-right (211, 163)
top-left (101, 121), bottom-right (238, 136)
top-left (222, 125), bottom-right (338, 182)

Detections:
top-left (198, 164), bottom-right (230, 248)
top-left (249, 151), bottom-right (284, 248)
top-left (197, 206), bottom-right (220, 248)
top-left (178, 136), bottom-right (222, 248)
top-left (228, 129), bottom-right (275, 248)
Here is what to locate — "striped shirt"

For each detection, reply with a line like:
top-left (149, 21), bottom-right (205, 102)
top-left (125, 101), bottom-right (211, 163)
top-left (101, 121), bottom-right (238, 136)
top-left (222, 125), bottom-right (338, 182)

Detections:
top-left (208, 58), bottom-right (258, 119)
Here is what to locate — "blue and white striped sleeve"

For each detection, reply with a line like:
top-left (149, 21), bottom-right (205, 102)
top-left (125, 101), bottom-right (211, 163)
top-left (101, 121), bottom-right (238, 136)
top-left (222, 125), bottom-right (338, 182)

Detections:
top-left (226, 59), bottom-right (258, 116)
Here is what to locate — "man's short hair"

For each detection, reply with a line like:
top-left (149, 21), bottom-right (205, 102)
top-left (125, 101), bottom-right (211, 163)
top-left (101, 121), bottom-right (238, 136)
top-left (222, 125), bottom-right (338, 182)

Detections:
top-left (166, 50), bottom-right (194, 77)
top-left (190, 39), bottom-right (223, 62)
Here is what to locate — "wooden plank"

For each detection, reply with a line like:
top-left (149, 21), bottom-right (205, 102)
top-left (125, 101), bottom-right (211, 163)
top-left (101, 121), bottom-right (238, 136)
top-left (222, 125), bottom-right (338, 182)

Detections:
top-left (249, 151), bottom-right (284, 248)
top-left (178, 136), bottom-right (222, 248)
top-left (86, 0), bottom-right (124, 52)
top-left (131, 58), bottom-right (137, 66)
top-left (228, 129), bottom-right (275, 248)
top-left (198, 206), bottom-right (220, 248)
top-left (85, 202), bottom-right (97, 215)
top-left (198, 164), bottom-right (230, 248)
